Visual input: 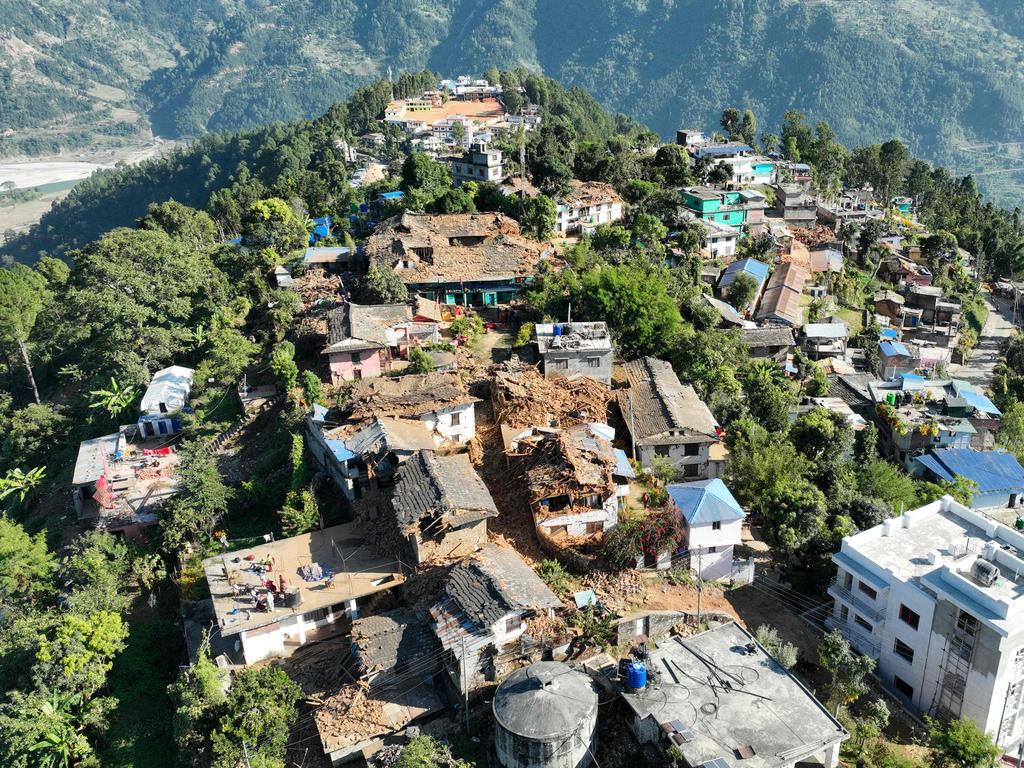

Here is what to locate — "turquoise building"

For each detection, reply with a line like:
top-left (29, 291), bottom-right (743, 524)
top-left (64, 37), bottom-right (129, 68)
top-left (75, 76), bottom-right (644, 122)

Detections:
top-left (680, 186), bottom-right (766, 233)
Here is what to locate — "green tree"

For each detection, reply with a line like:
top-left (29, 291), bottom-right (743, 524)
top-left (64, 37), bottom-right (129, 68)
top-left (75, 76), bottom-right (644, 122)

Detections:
top-left (631, 212), bottom-right (668, 253)
top-left (210, 665), bottom-right (301, 768)
top-left (161, 439), bottom-right (232, 554)
top-left (241, 197), bottom-right (306, 255)
top-left (395, 735), bottom-right (473, 768)
top-left (926, 717), bottom-right (1000, 768)
top-left (754, 625), bottom-right (798, 669)
top-left (0, 517), bottom-right (53, 605)
top-left (726, 272), bottom-right (759, 311)
top-left (355, 264), bottom-right (409, 304)
top-left (0, 466), bottom-right (47, 506)
top-left (854, 421), bottom-right (880, 464)
top-left (818, 629), bottom-right (875, 712)
top-left (299, 370), bottom-right (323, 404)
top-left (858, 459), bottom-right (918, 512)
top-left (168, 642), bottom-right (228, 767)
top-left (429, 187), bottom-right (476, 214)
top-left (877, 139), bottom-right (909, 215)
top-left (742, 360), bottom-right (796, 433)
top-left (998, 402), bottom-right (1024, 462)
top-left (520, 194), bottom-right (556, 240)
top-left (138, 200), bottom-right (218, 249)
top-left (201, 326), bottom-right (258, 384)
top-left (762, 478), bottom-right (827, 556)
top-left (574, 265), bottom-right (681, 358)
top-left (0, 264), bottom-right (46, 402)
top-left (724, 418), bottom-right (807, 511)
top-left (406, 347), bottom-right (434, 375)
top-left (400, 153), bottom-right (452, 206)
top-left (270, 340), bottom-right (299, 391)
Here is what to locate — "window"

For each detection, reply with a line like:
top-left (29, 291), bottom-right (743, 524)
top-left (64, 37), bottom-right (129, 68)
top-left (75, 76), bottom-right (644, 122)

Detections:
top-left (842, 571), bottom-right (853, 590)
top-left (893, 638), bottom-right (915, 663)
top-left (449, 412), bottom-right (461, 427)
top-left (549, 525), bottom-right (568, 537)
top-left (504, 615), bottom-right (521, 634)
top-left (349, 352), bottom-right (362, 363)
top-left (839, 605), bottom-right (849, 622)
top-left (683, 463), bottom-right (700, 479)
top-left (854, 615), bottom-right (873, 633)
top-left (712, 521), bottom-right (721, 531)
top-left (553, 359), bottom-right (569, 370)
top-left (654, 445), bottom-right (671, 457)
top-left (893, 675), bottom-right (914, 699)
top-left (707, 546), bottom-right (717, 554)
top-left (587, 357), bottom-right (601, 369)
top-left (899, 604), bottom-right (920, 630)
top-left (683, 443), bottom-right (701, 456)
top-left (585, 521), bottom-right (603, 534)
top-left (857, 581), bottom-right (878, 600)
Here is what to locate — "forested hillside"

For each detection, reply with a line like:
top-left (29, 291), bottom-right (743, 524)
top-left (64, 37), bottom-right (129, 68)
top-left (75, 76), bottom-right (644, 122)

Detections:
top-left (4, 0), bottom-right (1024, 200)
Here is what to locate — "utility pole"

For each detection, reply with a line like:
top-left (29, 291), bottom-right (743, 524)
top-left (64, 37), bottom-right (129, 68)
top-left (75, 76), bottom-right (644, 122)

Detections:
top-left (461, 635), bottom-right (470, 732)
top-left (696, 549), bottom-right (703, 627)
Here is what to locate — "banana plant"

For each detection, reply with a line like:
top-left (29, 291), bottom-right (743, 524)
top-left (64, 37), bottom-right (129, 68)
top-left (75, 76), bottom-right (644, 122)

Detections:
top-left (0, 465), bottom-right (46, 502)
top-left (88, 377), bottom-right (138, 419)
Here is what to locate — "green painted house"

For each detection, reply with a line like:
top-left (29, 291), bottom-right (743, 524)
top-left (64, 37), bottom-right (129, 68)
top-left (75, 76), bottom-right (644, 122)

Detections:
top-left (680, 186), bottom-right (766, 235)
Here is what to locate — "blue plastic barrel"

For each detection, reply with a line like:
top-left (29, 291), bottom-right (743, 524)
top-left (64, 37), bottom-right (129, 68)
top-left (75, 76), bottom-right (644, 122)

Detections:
top-left (627, 661), bottom-right (647, 691)
top-left (553, 324), bottom-right (563, 337)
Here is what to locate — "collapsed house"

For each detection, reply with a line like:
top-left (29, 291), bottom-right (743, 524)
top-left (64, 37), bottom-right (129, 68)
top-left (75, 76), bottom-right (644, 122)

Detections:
top-left (514, 423), bottom-right (630, 542)
top-left (490, 360), bottom-right (610, 430)
top-left (387, 450), bottom-right (499, 565)
top-left (315, 607), bottom-right (445, 765)
top-left (429, 544), bottom-right (562, 697)
top-left (618, 357), bottom-right (724, 480)
top-left (364, 211), bottom-right (551, 306)
top-left (343, 372), bottom-right (479, 443)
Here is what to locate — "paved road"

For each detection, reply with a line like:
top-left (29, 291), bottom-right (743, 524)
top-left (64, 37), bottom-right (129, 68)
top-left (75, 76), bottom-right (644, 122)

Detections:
top-left (947, 293), bottom-right (1019, 389)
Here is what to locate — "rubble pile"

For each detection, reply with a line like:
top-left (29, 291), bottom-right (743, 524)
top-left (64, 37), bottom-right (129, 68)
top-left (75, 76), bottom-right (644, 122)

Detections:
top-left (791, 223), bottom-right (835, 247)
top-left (491, 360), bottom-right (610, 429)
top-left (314, 682), bottom-right (393, 750)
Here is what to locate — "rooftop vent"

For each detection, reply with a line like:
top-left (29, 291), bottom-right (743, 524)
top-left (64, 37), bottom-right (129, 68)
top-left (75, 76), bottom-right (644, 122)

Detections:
top-left (970, 559), bottom-right (999, 588)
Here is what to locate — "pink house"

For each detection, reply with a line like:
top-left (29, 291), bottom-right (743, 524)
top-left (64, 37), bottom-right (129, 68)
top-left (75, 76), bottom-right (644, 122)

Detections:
top-left (322, 303), bottom-right (438, 383)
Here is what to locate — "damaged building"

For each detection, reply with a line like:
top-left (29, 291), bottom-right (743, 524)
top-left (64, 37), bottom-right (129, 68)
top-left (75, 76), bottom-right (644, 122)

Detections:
top-left (429, 544), bottom-right (562, 698)
top-left (364, 211), bottom-right (551, 306)
top-left (387, 450), bottom-right (499, 565)
top-left (322, 302), bottom-right (439, 383)
top-left (491, 360), bottom-right (611, 430)
top-left (619, 357), bottom-right (724, 480)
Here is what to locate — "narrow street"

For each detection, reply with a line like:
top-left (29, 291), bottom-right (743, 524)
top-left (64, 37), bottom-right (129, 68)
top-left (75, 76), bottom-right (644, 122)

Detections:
top-left (947, 292), bottom-right (1018, 389)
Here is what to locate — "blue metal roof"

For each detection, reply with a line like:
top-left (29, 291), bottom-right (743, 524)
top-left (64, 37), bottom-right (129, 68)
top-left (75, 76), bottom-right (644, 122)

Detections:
top-left (718, 257), bottom-right (770, 289)
top-left (915, 449), bottom-right (1024, 494)
top-left (325, 438), bottom-right (355, 463)
top-left (880, 341), bottom-right (910, 357)
top-left (309, 215), bottom-right (332, 244)
top-left (378, 191), bottom-right (405, 200)
top-left (667, 479), bottom-right (744, 525)
top-left (613, 449), bottom-right (636, 480)
top-left (958, 388), bottom-right (1001, 416)
top-left (880, 328), bottom-right (898, 339)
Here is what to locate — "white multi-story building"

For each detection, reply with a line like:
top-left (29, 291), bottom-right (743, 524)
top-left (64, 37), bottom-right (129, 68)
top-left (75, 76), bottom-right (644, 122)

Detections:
top-left (450, 142), bottom-right (505, 186)
top-left (830, 496), bottom-right (1024, 748)
top-left (555, 181), bottom-right (623, 235)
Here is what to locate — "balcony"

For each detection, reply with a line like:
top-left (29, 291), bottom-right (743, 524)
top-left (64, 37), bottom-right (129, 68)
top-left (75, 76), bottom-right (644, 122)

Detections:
top-left (827, 578), bottom-right (886, 622)
top-left (825, 616), bottom-right (881, 659)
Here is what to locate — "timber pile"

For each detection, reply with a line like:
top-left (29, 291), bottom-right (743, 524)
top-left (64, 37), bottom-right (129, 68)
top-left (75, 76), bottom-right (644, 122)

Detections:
top-left (491, 361), bottom-right (610, 429)
top-left (294, 270), bottom-right (345, 337)
top-left (281, 637), bottom-right (356, 697)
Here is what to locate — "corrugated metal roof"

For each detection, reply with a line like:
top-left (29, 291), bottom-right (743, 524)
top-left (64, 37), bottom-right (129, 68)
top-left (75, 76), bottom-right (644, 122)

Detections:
top-left (915, 449), bottom-right (1024, 494)
top-left (667, 478), bottom-right (744, 525)
top-left (880, 341), bottom-right (910, 357)
top-left (718, 257), bottom-right (770, 289)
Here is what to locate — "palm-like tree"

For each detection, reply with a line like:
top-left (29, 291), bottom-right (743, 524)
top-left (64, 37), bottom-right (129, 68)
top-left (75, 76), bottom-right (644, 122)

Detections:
top-left (0, 466), bottom-right (46, 502)
top-left (88, 377), bottom-right (138, 419)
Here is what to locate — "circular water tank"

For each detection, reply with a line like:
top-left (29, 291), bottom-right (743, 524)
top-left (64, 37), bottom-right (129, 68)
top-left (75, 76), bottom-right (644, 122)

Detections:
top-left (626, 661), bottom-right (647, 691)
top-left (493, 661), bottom-right (599, 768)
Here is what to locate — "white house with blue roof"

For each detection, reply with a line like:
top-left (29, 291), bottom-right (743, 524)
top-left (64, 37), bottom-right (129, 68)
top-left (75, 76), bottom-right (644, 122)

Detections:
top-left (667, 478), bottom-right (745, 580)
top-left (914, 449), bottom-right (1024, 511)
top-left (717, 257), bottom-right (771, 313)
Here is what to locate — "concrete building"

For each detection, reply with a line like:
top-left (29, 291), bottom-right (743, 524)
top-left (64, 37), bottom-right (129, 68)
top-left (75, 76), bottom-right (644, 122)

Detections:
top-left (802, 322), bottom-right (848, 360)
top-left (493, 662), bottom-right (599, 768)
top-left (681, 186), bottom-right (766, 235)
top-left (621, 622), bottom-right (847, 767)
top-left (555, 181), bottom-right (624, 235)
top-left (451, 142), bottom-right (505, 186)
top-left (692, 216), bottom-right (740, 257)
top-left (137, 365), bottom-right (193, 437)
top-left (619, 357), bottom-right (723, 480)
top-left (772, 183), bottom-right (818, 226)
top-left (202, 523), bottom-right (405, 664)
top-left (829, 496), bottom-right (1024, 747)
top-left (322, 302), bottom-right (438, 383)
top-left (667, 478), bottom-right (745, 580)
top-left (535, 321), bottom-right (613, 385)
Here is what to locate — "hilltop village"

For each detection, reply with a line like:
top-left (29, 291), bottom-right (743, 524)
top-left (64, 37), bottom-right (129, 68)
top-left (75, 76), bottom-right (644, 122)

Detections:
top-left (4, 71), bottom-right (1024, 768)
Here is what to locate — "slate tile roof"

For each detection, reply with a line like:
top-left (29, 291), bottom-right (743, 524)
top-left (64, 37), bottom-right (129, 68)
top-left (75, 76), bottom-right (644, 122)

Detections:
top-left (442, 544), bottom-right (561, 628)
top-left (391, 450), bottom-right (498, 529)
top-left (350, 607), bottom-right (441, 676)
top-left (739, 326), bottom-right (795, 349)
top-left (619, 357), bottom-right (719, 444)
top-left (342, 372), bottom-right (477, 421)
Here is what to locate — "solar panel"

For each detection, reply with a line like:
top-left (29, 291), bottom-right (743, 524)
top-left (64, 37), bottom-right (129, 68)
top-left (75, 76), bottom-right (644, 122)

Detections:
top-left (700, 758), bottom-right (731, 768)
